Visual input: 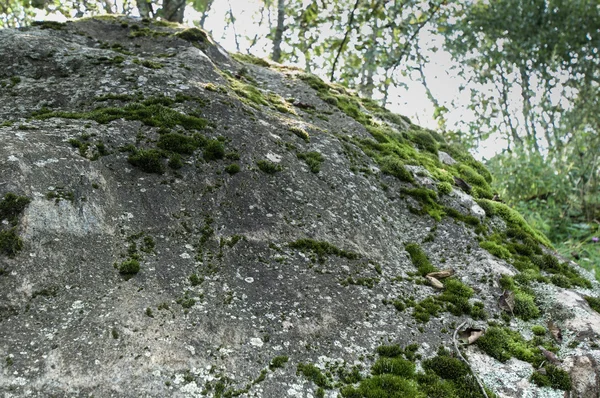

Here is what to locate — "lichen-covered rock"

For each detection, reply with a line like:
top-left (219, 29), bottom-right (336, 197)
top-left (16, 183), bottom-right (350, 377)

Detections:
top-left (1, 16), bottom-right (599, 398)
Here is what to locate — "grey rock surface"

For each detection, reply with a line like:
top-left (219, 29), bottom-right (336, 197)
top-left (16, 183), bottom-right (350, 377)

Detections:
top-left (0, 16), bottom-right (599, 398)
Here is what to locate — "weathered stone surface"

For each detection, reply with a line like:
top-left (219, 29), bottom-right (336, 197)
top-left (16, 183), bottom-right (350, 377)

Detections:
top-left (1, 16), bottom-right (599, 398)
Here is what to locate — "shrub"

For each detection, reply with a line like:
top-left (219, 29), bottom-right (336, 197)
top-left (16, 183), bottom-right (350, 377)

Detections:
top-left (371, 357), bottom-right (415, 378)
top-left (0, 228), bottom-right (23, 257)
top-left (157, 133), bottom-right (199, 154)
top-left (257, 159), bottom-right (282, 174)
top-left (203, 139), bottom-right (225, 161)
top-left (128, 149), bottom-right (166, 174)
top-left (118, 259), bottom-right (140, 275)
top-left (225, 164), bottom-right (240, 174)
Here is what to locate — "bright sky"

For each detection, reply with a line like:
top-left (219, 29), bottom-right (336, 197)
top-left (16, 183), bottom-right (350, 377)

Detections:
top-left (42, 0), bottom-right (508, 159)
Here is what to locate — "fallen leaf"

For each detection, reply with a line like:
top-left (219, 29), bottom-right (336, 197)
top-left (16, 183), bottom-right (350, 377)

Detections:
top-left (426, 275), bottom-right (444, 289)
top-left (426, 269), bottom-right (455, 279)
top-left (459, 327), bottom-right (485, 345)
top-left (547, 320), bottom-right (563, 343)
top-left (499, 290), bottom-right (515, 315)
top-left (538, 346), bottom-right (561, 364)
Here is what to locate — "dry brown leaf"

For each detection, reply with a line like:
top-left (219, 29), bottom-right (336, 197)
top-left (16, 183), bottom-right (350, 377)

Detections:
top-left (499, 290), bottom-right (515, 315)
top-left (547, 320), bottom-right (563, 343)
top-left (426, 269), bottom-right (455, 279)
top-left (459, 327), bottom-right (485, 345)
top-left (538, 346), bottom-right (560, 364)
top-left (426, 275), bottom-right (444, 289)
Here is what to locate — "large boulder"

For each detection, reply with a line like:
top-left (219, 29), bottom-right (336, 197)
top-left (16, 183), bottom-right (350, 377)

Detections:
top-left (1, 16), bottom-right (599, 398)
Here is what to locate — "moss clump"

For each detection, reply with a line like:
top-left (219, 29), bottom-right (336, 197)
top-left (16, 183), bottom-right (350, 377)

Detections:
top-left (476, 199), bottom-right (551, 247)
top-left (175, 28), bottom-right (208, 43)
top-left (224, 164), bottom-right (240, 174)
top-left (530, 364), bottom-right (571, 391)
top-left (257, 159), bottom-right (282, 174)
top-left (32, 20), bottom-right (66, 30)
top-left (437, 182), bottom-right (452, 195)
top-left (232, 53), bottom-right (271, 67)
top-left (168, 153), bottom-right (183, 169)
top-left (439, 279), bottom-right (474, 316)
top-left (230, 79), bottom-right (268, 108)
top-left (289, 126), bottom-right (310, 142)
top-left (34, 99), bottom-right (208, 131)
top-left (118, 259), bottom-right (140, 275)
top-left (585, 296), bottom-right (600, 313)
top-left (128, 149), bottom-right (166, 174)
top-left (411, 130), bottom-right (439, 154)
top-left (531, 325), bottom-right (546, 336)
top-left (0, 193), bottom-right (31, 225)
top-left (476, 326), bottom-right (545, 364)
top-left (290, 238), bottom-right (359, 263)
top-left (371, 357), bottom-right (415, 378)
top-left (157, 133), bottom-right (199, 155)
top-left (479, 240), bottom-right (512, 260)
top-left (299, 73), bottom-right (331, 92)
top-left (297, 151), bottom-right (324, 173)
top-left (342, 374), bottom-right (422, 398)
top-left (422, 354), bottom-right (469, 380)
top-left (203, 139), bottom-right (225, 161)
top-left (0, 228), bottom-right (23, 257)
top-left (405, 243), bottom-right (437, 276)
top-left (513, 291), bottom-right (540, 320)
top-left (376, 345), bottom-right (404, 358)
top-left (269, 355), bottom-right (289, 370)
top-left (380, 156), bottom-right (414, 183)
top-left (297, 363), bottom-right (330, 388)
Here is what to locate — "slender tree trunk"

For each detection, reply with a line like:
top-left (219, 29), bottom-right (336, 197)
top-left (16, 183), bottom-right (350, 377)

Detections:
top-left (359, 18), bottom-right (379, 99)
top-left (227, 0), bottom-right (241, 52)
top-left (136, 0), bottom-right (153, 19)
top-left (272, 0), bottom-right (286, 62)
top-left (161, 0), bottom-right (186, 22)
top-left (102, 0), bottom-right (115, 13)
top-left (330, 0), bottom-right (361, 82)
top-left (199, 0), bottom-right (213, 28)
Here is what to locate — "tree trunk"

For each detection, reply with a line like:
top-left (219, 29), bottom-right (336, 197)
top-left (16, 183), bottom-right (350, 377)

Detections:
top-left (161, 0), bottom-right (186, 23)
top-left (136, 0), bottom-right (153, 19)
top-left (272, 0), bottom-right (286, 62)
top-left (199, 0), bottom-right (214, 28)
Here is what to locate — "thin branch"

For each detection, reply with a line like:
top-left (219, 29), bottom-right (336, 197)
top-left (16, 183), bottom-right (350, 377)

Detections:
top-left (329, 0), bottom-right (361, 82)
top-left (453, 321), bottom-right (489, 398)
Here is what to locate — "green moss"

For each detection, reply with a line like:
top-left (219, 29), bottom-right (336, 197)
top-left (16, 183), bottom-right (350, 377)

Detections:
top-left (189, 274), bottom-right (204, 286)
top-left (297, 151), bottom-right (324, 173)
top-left (128, 26), bottom-right (170, 38)
top-left (0, 193), bottom-right (30, 226)
top-left (479, 241), bottom-right (512, 260)
top-left (133, 59), bottom-right (164, 69)
top-left (439, 279), bottom-right (474, 316)
top-left (299, 73), bottom-right (331, 92)
top-left (476, 199), bottom-right (551, 247)
top-left (157, 133), bottom-right (200, 154)
top-left (32, 20), bottom-right (66, 30)
top-left (585, 296), bottom-right (600, 313)
top-left (34, 101), bottom-right (207, 131)
top-left (422, 354), bottom-right (469, 381)
top-left (371, 357), bottom-right (415, 378)
top-left (352, 375), bottom-right (422, 398)
top-left (257, 159), bottom-right (282, 174)
top-left (513, 291), bottom-right (540, 320)
top-left (175, 28), bottom-right (209, 43)
top-left (411, 130), bottom-right (439, 155)
top-left (232, 53), bottom-right (271, 67)
top-left (290, 238), bottom-right (359, 263)
top-left (413, 297), bottom-right (442, 323)
top-left (225, 164), bottom-right (241, 174)
top-left (118, 259), bottom-right (140, 275)
top-left (380, 156), bottom-right (414, 183)
top-left (128, 149), bottom-right (166, 174)
top-left (437, 182), bottom-right (452, 195)
top-left (289, 126), bottom-right (310, 142)
top-left (203, 139), bottom-right (225, 161)
top-left (531, 325), bottom-right (546, 336)
top-left (269, 355), bottom-right (289, 370)
top-left (230, 79), bottom-right (268, 108)
top-left (530, 364), bottom-right (571, 391)
top-left (376, 345), bottom-right (404, 358)
top-left (168, 153), bottom-right (183, 169)
top-left (0, 228), bottom-right (23, 257)
top-left (405, 243), bottom-right (437, 276)
top-left (297, 363), bottom-right (330, 388)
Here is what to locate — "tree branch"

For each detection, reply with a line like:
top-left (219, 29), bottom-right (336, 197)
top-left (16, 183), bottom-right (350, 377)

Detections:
top-left (329, 0), bottom-right (361, 82)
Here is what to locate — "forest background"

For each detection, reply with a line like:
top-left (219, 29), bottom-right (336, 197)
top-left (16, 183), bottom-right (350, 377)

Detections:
top-left (2, 0), bottom-right (599, 277)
